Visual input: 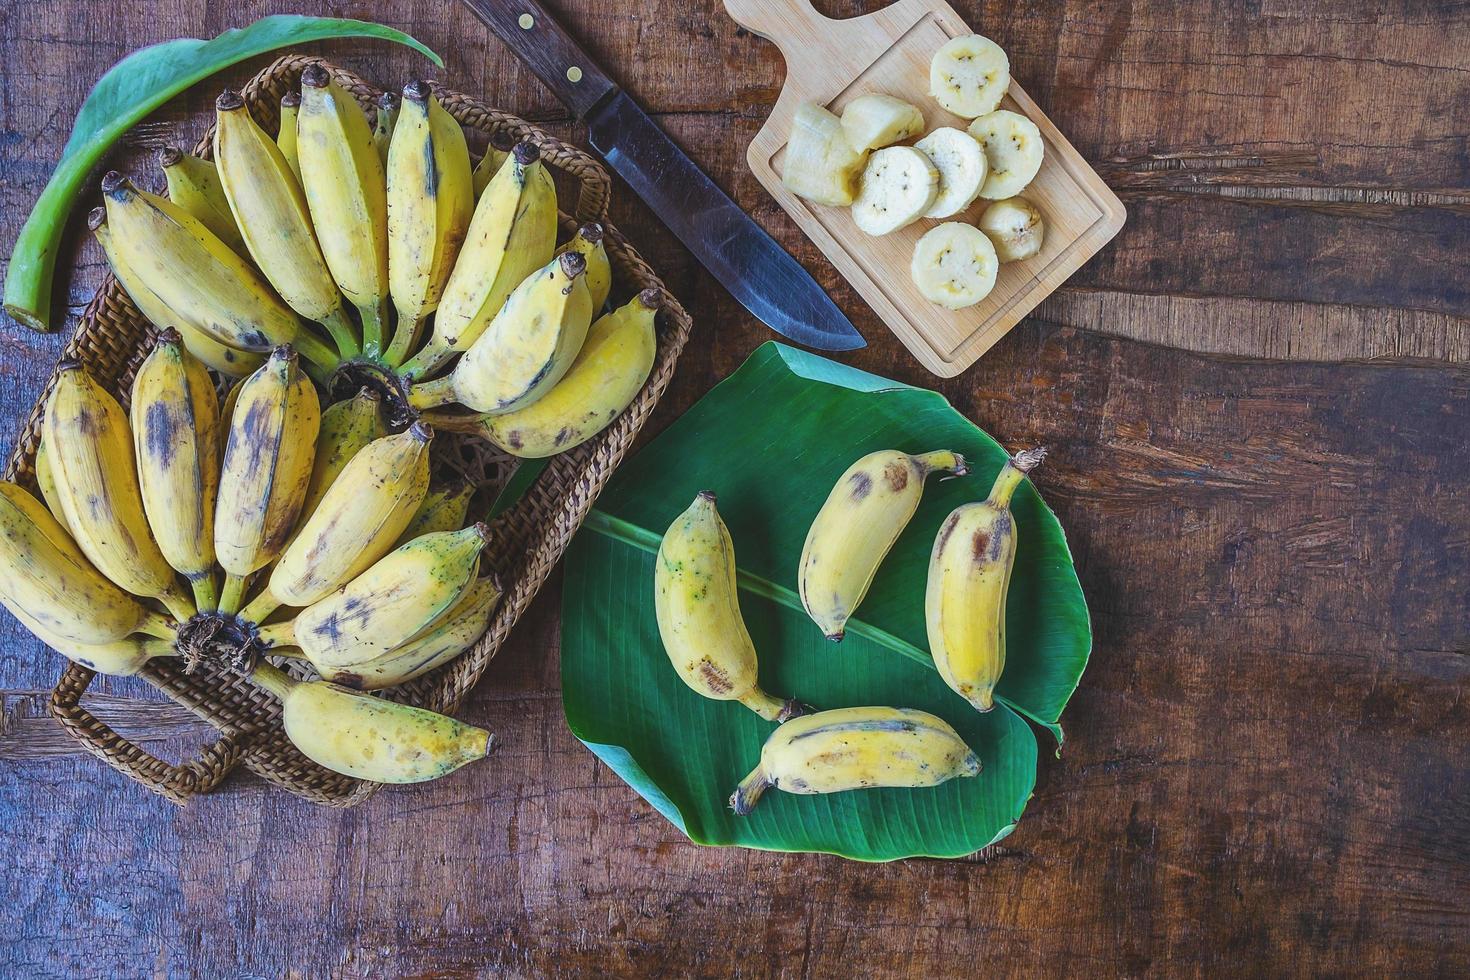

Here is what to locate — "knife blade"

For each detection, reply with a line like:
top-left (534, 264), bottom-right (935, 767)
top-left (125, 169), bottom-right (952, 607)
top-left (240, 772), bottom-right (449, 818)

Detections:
top-left (459, 0), bottom-right (866, 352)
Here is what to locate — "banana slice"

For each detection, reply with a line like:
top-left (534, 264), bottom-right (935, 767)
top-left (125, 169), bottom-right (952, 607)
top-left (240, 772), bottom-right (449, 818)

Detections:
top-left (851, 146), bottom-right (939, 236)
top-left (968, 109), bottom-right (1044, 199)
top-left (915, 127), bottom-right (988, 219)
top-left (911, 222), bottom-right (998, 310)
top-left (783, 103), bottom-right (869, 207)
top-left (841, 94), bottom-right (925, 152)
top-left (978, 196), bottom-right (1045, 261)
top-left (930, 34), bottom-right (1010, 118)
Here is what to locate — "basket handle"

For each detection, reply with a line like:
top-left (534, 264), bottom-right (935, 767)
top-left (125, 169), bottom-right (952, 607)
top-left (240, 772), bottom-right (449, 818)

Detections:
top-left (48, 662), bottom-right (244, 805)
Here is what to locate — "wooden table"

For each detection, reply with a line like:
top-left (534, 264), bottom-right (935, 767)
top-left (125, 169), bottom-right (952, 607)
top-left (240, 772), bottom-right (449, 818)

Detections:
top-left (1, 1), bottom-right (1466, 975)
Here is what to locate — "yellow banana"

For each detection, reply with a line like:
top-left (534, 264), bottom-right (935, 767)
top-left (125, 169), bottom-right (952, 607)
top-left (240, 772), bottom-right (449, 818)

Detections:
top-left (399, 141), bottom-right (558, 379)
top-left (926, 447), bottom-right (1045, 713)
top-left (257, 524), bottom-right (489, 668)
top-left (33, 435), bottom-right (70, 534)
top-left (555, 222), bottom-right (612, 311)
top-left (242, 424), bottom-right (433, 622)
top-left (98, 173), bottom-right (334, 371)
top-left (5, 595), bottom-right (171, 676)
top-left (372, 91), bottom-right (398, 166)
top-left (298, 386), bottom-right (388, 525)
top-left (0, 482), bottom-right (173, 643)
top-left (382, 81), bottom-right (474, 368)
top-left (423, 289), bottom-right (659, 458)
top-left (213, 89), bottom-right (359, 359)
top-left (90, 207), bottom-right (265, 378)
top-left (276, 91), bottom-right (301, 181)
top-left (654, 491), bottom-right (800, 721)
top-left (394, 480), bottom-right (474, 547)
top-left (799, 449), bottom-right (968, 641)
top-left (159, 146), bottom-right (247, 255)
top-left (130, 329), bottom-right (221, 612)
top-left (730, 706), bottom-right (981, 814)
top-left (44, 365), bottom-right (195, 621)
top-left (250, 662), bottom-right (491, 783)
top-left (408, 252), bottom-right (592, 415)
top-left (471, 130), bottom-right (515, 197)
top-left (214, 347), bottom-right (320, 614)
top-left (296, 65), bottom-right (390, 354)
top-left (280, 575), bottom-right (501, 690)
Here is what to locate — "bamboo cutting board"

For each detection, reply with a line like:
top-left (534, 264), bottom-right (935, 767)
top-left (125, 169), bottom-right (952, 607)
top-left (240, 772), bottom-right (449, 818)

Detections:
top-left (725, 0), bottom-right (1126, 377)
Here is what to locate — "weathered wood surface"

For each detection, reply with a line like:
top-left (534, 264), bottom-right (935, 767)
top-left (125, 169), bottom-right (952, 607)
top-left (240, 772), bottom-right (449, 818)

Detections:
top-left (0, 0), bottom-right (1466, 976)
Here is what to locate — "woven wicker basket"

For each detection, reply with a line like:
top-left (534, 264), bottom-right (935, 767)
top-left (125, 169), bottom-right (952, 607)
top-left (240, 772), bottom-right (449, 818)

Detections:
top-left (4, 55), bottom-right (692, 806)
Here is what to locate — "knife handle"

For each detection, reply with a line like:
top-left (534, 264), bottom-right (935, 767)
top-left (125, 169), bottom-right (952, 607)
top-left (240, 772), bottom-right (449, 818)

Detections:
top-left (462, 0), bottom-right (618, 118)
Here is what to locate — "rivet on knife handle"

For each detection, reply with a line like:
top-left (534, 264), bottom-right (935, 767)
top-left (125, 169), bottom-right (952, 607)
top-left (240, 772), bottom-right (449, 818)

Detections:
top-left (464, 0), bottom-right (618, 119)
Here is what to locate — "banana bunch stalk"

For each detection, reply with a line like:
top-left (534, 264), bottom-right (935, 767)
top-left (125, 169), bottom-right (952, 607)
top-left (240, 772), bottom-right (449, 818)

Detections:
top-left (423, 289), bottom-right (660, 458)
top-left (131, 330), bottom-right (222, 612)
top-left (250, 662), bottom-right (492, 782)
top-left (731, 707), bottom-right (980, 814)
top-left (926, 448), bottom-right (1045, 713)
top-left (296, 65), bottom-right (390, 354)
top-left (654, 491), bottom-right (802, 721)
top-left (213, 89), bottom-right (359, 359)
top-left (45, 364), bottom-right (196, 622)
top-left (214, 347), bottom-right (320, 614)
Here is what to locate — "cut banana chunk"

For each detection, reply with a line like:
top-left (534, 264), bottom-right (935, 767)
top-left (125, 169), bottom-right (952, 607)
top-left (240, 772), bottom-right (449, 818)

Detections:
top-left (968, 109), bottom-right (1044, 199)
top-left (930, 35), bottom-right (1010, 118)
top-left (915, 127), bottom-right (988, 219)
top-left (841, 94), bottom-right (925, 152)
top-left (783, 103), bottom-right (869, 207)
top-left (978, 197), bottom-right (1045, 262)
top-left (852, 146), bottom-right (939, 236)
top-left (911, 222), bottom-right (998, 310)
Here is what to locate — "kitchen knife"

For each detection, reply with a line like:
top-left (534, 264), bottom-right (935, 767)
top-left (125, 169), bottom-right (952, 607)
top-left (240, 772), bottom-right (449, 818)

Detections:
top-left (459, 0), bottom-right (866, 351)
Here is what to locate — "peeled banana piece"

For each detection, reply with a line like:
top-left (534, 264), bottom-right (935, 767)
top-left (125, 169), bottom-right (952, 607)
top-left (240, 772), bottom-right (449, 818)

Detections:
top-left (930, 34), bottom-right (1010, 118)
top-left (914, 127), bottom-right (987, 219)
top-left (911, 222), bottom-right (998, 310)
top-left (799, 449), bottom-right (967, 641)
top-left (978, 196), bottom-right (1045, 262)
top-left (968, 109), bottom-right (1044, 200)
top-left (424, 289), bottom-right (660, 458)
top-left (731, 706), bottom-right (980, 814)
top-left (782, 103), bottom-right (868, 208)
top-left (841, 94), bottom-right (924, 152)
top-left (926, 448), bottom-right (1045, 712)
top-left (852, 146), bottom-right (938, 236)
top-left (250, 662), bottom-right (492, 783)
top-left (655, 491), bottom-right (801, 721)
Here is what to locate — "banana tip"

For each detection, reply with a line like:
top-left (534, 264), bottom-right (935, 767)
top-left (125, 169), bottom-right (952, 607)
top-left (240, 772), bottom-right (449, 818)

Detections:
top-left (489, 129), bottom-right (516, 152)
top-left (402, 79), bottom-right (433, 103)
top-left (578, 221), bottom-right (604, 244)
top-left (512, 141), bottom-right (540, 166)
top-left (1011, 447), bottom-right (1046, 473)
top-left (216, 89), bottom-right (244, 111)
top-left (300, 64), bottom-right (330, 88)
top-left (377, 91), bottom-right (398, 110)
top-left (100, 170), bottom-right (129, 198)
top-left (951, 453), bottom-right (969, 476)
top-left (154, 326), bottom-right (183, 347)
top-left (963, 752), bottom-right (982, 776)
top-left (825, 630), bottom-right (845, 643)
top-left (470, 522), bottom-right (493, 547)
top-left (158, 145), bottom-right (184, 167)
top-left (777, 699), bottom-right (812, 722)
top-left (55, 358), bottom-right (82, 373)
top-left (637, 288), bottom-right (664, 311)
top-left (280, 89), bottom-right (301, 108)
top-left (696, 489), bottom-right (717, 504)
top-left (86, 207), bottom-right (106, 231)
top-left (408, 421), bottom-right (434, 443)
top-left (558, 251), bottom-right (587, 279)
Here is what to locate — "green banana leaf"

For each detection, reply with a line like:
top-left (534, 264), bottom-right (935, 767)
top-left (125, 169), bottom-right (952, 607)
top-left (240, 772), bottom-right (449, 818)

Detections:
top-left (560, 343), bottom-right (1091, 861)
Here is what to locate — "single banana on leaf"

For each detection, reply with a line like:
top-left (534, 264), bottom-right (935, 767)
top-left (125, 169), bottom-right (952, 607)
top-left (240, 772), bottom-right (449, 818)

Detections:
top-left (44, 364), bottom-right (196, 622)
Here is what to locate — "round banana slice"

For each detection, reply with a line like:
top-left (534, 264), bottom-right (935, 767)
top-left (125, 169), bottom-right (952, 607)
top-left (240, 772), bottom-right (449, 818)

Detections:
top-left (841, 94), bottom-right (925, 152)
top-left (852, 146), bottom-right (939, 236)
top-left (911, 222), bottom-right (998, 310)
top-left (930, 34), bottom-right (1010, 118)
top-left (915, 127), bottom-right (988, 219)
top-left (967, 109), bottom-right (1044, 199)
top-left (978, 196), bottom-right (1045, 262)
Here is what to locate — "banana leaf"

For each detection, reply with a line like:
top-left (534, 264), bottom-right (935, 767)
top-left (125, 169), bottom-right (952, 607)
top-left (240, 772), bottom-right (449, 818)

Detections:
top-left (561, 343), bottom-right (1090, 861)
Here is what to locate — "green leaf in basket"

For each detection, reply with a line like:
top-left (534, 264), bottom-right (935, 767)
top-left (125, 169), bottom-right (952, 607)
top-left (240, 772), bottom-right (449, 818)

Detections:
top-left (560, 342), bottom-right (1092, 861)
top-left (2, 15), bottom-right (441, 332)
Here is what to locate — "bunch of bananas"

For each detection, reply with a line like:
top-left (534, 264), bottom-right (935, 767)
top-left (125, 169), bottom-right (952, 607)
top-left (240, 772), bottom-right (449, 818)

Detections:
top-left (654, 446), bottom-right (1043, 814)
top-left (2, 336), bottom-right (506, 785)
top-left (94, 66), bottom-right (661, 461)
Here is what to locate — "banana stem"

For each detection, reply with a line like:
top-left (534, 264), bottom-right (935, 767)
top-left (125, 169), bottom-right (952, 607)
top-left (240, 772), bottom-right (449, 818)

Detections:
top-left (237, 590), bottom-right (283, 628)
top-left (406, 375), bottom-right (458, 411)
top-left (730, 766), bottom-right (770, 816)
top-left (249, 661), bottom-right (298, 699)
top-left (738, 688), bottom-right (790, 722)
top-left (290, 329), bottom-right (341, 373)
top-left (417, 409), bottom-right (482, 435)
top-left (381, 311), bottom-right (424, 369)
top-left (137, 612), bottom-right (178, 640)
top-left (218, 572), bottom-right (251, 616)
top-left (190, 574), bottom-right (220, 615)
top-left (398, 340), bottom-right (452, 382)
top-left (158, 587), bottom-right (197, 623)
top-left (914, 450), bottom-right (968, 477)
top-left (319, 307), bottom-right (361, 359)
top-left (986, 448), bottom-right (1046, 509)
top-left (254, 621), bottom-right (295, 649)
top-left (358, 300), bottom-right (387, 359)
